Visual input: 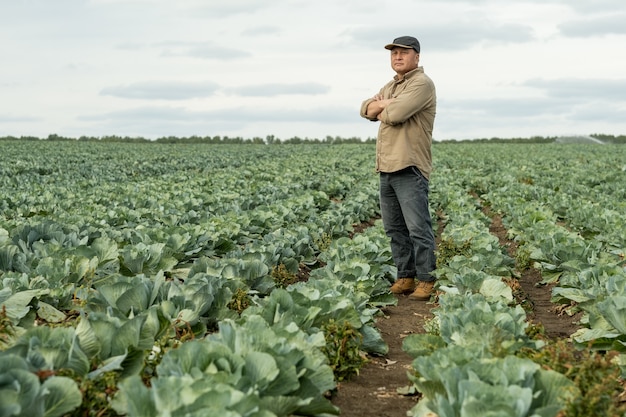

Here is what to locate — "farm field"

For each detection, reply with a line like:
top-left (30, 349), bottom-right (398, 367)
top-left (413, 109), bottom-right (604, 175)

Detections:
top-left (1, 140), bottom-right (625, 416)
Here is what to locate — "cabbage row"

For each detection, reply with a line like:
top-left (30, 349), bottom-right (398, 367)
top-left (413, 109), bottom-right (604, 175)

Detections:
top-left (450, 144), bottom-right (626, 355)
top-left (2, 141), bottom-right (625, 416)
top-left (402, 143), bottom-right (626, 417)
top-left (0, 142), bottom-right (394, 417)
top-left (402, 159), bottom-right (578, 417)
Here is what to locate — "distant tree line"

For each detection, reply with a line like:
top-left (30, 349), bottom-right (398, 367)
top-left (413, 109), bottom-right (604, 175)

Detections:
top-left (438, 136), bottom-right (557, 144)
top-left (0, 134), bottom-right (372, 144)
top-left (1, 133), bottom-right (625, 144)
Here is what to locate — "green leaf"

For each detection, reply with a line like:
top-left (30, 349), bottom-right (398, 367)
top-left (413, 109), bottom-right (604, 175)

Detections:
top-left (87, 353), bottom-right (127, 380)
top-left (41, 376), bottom-right (82, 417)
top-left (243, 351), bottom-right (280, 391)
top-left (479, 278), bottom-right (513, 302)
top-left (115, 282), bottom-right (151, 315)
top-left (1, 289), bottom-right (46, 323)
top-left (96, 281), bottom-right (136, 311)
top-left (258, 395), bottom-right (304, 416)
top-left (36, 301), bottom-right (66, 323)
top-left (110, 375), bottom-right (157, 417)
top-left (0, 368), bottom-right (44, 417)
top-left (597, 295), bottom-right (626, 334)
top-left (531, 368), bottom-right (579, 415)
top-left (359, 324), bottom-right (388, 356)
top-left (5, 327), bottom-right (90, 376)
top-left (75, 314), bottom-right (101, 359)
top-left (0, 244), bottom-right (19, 271)
top-left (402, 334), bottom-right (446, 358)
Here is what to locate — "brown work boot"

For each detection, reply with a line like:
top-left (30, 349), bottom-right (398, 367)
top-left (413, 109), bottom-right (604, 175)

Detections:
top-left (409, 280), bottom-right (435, 301)
top-left (390, 278), bottom-right (415, 295)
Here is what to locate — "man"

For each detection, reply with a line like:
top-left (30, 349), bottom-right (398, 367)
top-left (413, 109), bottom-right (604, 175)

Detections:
top-left (359, 35), bottom-right (437, 301)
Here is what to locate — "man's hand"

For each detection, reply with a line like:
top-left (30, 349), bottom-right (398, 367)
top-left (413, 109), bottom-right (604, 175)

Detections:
top-left (366, 94), bottom-right (394, 118)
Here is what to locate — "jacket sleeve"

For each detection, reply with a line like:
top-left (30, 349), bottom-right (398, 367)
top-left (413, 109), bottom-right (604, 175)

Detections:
top-left (360, 98), bottom-right (379, 121)
top-left (360, 86), bottom-right (387, 121)
top-left (378, 76), bottom-right (434, 125)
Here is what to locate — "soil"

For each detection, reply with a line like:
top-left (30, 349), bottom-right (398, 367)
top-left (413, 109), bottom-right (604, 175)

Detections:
top-left (329, 212), bottom-right (582, 417)
top-left (329, 294), bottom-right (432, 417)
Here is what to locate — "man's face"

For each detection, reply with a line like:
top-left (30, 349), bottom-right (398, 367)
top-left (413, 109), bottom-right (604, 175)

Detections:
top-left (390, 47), bottom-right (419, 76)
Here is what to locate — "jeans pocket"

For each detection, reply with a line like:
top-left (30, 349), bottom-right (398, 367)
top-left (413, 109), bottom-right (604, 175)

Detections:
top-left (411, 166), bottom-right (427, 181)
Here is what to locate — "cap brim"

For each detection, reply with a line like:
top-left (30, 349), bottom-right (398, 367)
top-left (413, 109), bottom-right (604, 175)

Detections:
top-left (384, 43), bottom-right (413, 50)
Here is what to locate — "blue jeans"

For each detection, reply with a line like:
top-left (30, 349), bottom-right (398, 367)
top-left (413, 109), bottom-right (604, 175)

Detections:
top-left (379, 167), bottom-right (436, 282)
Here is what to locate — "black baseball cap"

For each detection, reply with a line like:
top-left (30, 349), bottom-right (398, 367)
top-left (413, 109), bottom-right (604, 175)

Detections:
top-left (384, 36), bottom-right (420, 53)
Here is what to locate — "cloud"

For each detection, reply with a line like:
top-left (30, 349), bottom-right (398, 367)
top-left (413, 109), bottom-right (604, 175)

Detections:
top-left (425, 21), bottom-right (535, 50)
top-left (115, 41), bottom-right (146, 50)
top-left (348, 20), bottom-right (535, 52)
top-left (156, 41), bottom-right (251, 60)
top-left (571, 103), bottom-right (626, 122)
top-left (241, 25), bottom-right (281, 36)
top-left (88, 0), bottom-right (163, 4)
top-left (522, 78), bottom-right (626, 101)
top-left (3, 0), bottom-right (626, 141)
top-left (79, 104), bottom-right (356, 124)
top-left (73, 103), bottom-right (360, 139)
top-left (172, 0), bottom-right (269, 18)
top-left (100, 81), bottom-right (220, 100)
top-left (556, 0), bottom-right (624, 13)
top-left (438, 87), bottom-right (626, 140)
top-left (558, 13), bottom-right (626, 37)
top-left (442, 96), bottom-right (571, 119)
top-left (442, 78), bottom-right (626, 123)
top-left (424, 0), bottom-right (624, 14)
top-left (79, 106), bottom-right (196, 122)
top-left (114, 40), bottom-right (252, 59)
top-left (226, 83), bottom-right (331, 97)
top-left (99, 80), bottom-right (330, 100)
top-left (0, 114), bottom-right (40, 123)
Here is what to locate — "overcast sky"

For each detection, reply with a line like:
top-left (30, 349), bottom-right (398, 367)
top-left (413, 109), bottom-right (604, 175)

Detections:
top-left (2, 0), bottom-right (626, 141)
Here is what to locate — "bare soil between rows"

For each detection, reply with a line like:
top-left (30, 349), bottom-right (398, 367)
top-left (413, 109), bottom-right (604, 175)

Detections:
top-left (330, 213), bottom-right (582, 417)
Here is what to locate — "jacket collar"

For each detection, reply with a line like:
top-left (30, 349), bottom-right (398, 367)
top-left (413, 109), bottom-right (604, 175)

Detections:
top-left (394, 66), bottom-right (424, 82)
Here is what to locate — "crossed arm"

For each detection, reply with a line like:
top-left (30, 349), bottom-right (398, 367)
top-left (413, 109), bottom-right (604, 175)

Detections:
top-left (365, 94), bottom-right (395, 120)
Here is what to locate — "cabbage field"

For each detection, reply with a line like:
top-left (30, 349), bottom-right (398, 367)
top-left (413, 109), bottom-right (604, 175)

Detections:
top-left (0, 140), bottom-right (625, 416)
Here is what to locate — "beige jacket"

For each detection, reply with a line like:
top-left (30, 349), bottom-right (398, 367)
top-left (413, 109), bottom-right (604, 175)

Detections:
top-left (360, 67), bottom-right (436, 179)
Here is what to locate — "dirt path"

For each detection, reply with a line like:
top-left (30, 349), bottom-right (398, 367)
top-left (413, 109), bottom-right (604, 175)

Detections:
top-left (488, 213), bottom-right (581, 339)
top-left (330, 212), bottom-right (581, 416)
top-left (330, 296), bottom-right (432, 417)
